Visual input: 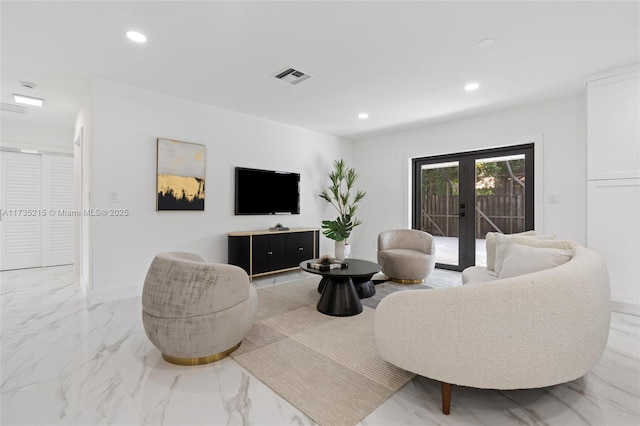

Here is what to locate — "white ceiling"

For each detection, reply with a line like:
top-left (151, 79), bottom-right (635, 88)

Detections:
top-left (1, 1), bottom-right (638, 140)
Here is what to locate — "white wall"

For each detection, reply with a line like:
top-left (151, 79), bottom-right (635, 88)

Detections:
top-left (74, 90), bottom-right (93, 299)
top-left (0, 117), bottom-right (74, 153)
top-left (81, 79), bottom-right (352, 303)
top-left (351, 94), bottom-right (587, 262)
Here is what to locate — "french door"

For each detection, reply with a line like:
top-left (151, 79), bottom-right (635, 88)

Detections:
top-left (412, 144), bottom-right (534, 271)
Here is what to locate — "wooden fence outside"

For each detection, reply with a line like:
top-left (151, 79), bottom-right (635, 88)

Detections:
top-left (420, 194), bottom-right (526, 238)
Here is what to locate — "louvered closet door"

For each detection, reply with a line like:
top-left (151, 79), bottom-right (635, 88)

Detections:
top-left (0, 152), bottom-right (43, 270)
top-left (42, 155), bottom-right (74, 266)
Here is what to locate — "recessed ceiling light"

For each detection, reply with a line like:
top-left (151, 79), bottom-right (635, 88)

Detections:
top-left (477, 38), bottom-right (495, 48)
top-left (358, 113), bottom-right (369, 119)
top-left (13, 94), bottom-right (44, 107)
top-left (464, 82), bottom-right (480, 91)
top-left (126, 31), bottom-right (147, 43)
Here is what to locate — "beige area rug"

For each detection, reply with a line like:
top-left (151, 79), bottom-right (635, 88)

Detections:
top-left (230, 277), bottom-right (415, 426)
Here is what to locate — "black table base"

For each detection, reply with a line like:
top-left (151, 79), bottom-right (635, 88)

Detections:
top-left (316, 277), bottom-right (363, 317)
top-left (317, 274), bottom-right (376, 299)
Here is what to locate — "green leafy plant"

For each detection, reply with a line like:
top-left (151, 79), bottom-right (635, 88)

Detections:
top-left (319, 159), bottom-right (366, 242)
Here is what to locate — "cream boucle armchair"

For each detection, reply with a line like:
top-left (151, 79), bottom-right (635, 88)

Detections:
top-left (374, 246), bottom-right (610, 414)
top-left (142, 252), bottom-right (258, 365)
top-left (377, 229), bottom-right (436, 283)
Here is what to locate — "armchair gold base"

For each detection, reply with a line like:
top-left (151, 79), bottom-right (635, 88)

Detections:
top-left (390, 278), bottom-right (426, 284)
top-left (162, 342), bottom-right (242, 366)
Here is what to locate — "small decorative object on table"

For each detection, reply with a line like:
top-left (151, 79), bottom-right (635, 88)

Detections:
top-left (269, 223), bottom-right (289, 231)
top-left (318, 254), bottom-right (334, 264)
top-left (308, 256), bottom-right (348, 271)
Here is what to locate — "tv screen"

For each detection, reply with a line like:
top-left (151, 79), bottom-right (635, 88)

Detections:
top-left (235, 167), bottom-right (300, 215)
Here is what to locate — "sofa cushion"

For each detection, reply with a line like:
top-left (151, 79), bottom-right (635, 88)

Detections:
top-left (494, 234), bottom-right (575, 276)
top-left (379, 248), bottom-right (430, 261)
top-left (378, 248), bottom-right (435, 281)
top-left (461, 266), bottom-right (498, 284)
top-left (486, 230), bottom-right (536, 271)
top-left (498, 244), bottom-right (574, 279)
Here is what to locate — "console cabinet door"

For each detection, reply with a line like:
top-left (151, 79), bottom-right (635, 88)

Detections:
top-left (268, 234), bottom-right (289, 271)
top-left (252, 235), bottom-right (271, 274)
top-left (228, 235), bottom-right (251, 274)
top-left (253, 234), bottom-right (289, 273)
top-left (299, 231), bottom-right (315, 261)
top-left (285, 232), bottom-right (315, 265)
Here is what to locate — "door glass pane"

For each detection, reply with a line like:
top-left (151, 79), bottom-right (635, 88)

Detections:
top-left (418, 161), bottom-right (459, 266)
top-left (474, 154), bottom-right (526, 266)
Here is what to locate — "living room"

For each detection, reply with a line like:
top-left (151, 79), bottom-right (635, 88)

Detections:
top-left (1, 1), bottom-right (638, 425)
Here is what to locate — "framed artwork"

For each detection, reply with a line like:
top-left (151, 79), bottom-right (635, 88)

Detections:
top-left (156, 138), bottom-right (205, 211)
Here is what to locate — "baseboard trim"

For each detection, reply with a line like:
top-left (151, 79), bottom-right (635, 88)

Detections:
top-left (611, 301), bottom-right (640, 317)
top-left (88, 284), bottom-right (142, 305)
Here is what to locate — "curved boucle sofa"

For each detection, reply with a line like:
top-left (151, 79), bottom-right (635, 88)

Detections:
top-left (374, 246), bottom-right (611, 414)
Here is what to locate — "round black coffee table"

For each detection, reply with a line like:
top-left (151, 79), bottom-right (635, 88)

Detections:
top-left (299, 259), bottom-right (381, 317)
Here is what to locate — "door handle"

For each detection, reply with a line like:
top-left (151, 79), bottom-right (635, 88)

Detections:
top-left (459, 212), bottom-right (466, 217)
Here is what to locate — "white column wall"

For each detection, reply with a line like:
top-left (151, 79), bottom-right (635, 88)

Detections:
top-left (74, 92), bottom-right (93, 299)
top-left (82, 79), bottom-right (352, 303)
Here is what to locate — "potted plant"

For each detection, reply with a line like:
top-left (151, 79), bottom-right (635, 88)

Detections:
top-left (319, 159), bottom-right (366, 260)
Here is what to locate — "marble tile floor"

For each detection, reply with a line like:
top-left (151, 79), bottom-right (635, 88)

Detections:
top-left (1, 265), bottom-right (638, 425)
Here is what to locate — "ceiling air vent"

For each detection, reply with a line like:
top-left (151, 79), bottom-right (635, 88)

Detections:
top-left (0, 103), bottom-right (27, 114)
top-left (274, 67), bottom-right (311, 85)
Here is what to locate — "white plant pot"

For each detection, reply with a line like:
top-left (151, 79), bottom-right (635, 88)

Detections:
top-left (335, 240), bottom-right (346, 261)
top-left (343, 243), bottom-right (351, 259)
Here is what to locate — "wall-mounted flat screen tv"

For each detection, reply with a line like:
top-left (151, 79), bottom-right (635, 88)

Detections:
top-left (235, 167), bottom-right (300, 215)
